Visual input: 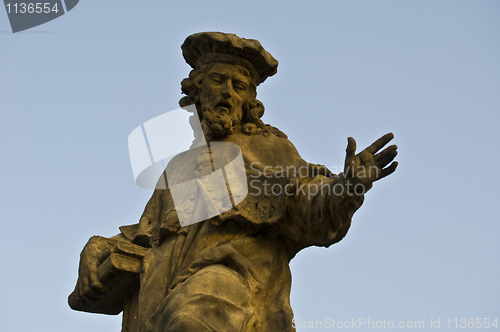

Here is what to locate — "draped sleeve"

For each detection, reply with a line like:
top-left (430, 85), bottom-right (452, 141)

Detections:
top-left (280, 167), bottom-right (365, 259)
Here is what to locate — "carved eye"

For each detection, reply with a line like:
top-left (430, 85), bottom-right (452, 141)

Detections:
top-left (233, 82), bottom-right (246, 91)
top-left (210, 75), bottom-right (222, 83)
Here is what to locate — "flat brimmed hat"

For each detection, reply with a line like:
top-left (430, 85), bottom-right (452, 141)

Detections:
top-left (181, 32), bottom-right (278, 85)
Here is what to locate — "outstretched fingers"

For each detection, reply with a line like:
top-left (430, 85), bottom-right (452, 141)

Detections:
top-left (345, 134), bottom-right (398, 184)
top-left (377, 161), bottom-right (398, 181)
top-left (374, 144), bottom-right (398, 168)
top-left (365, 133), bottom-right (394, 154)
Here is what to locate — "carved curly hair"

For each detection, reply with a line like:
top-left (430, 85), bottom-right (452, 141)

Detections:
top-left (178, 63), bottom-right (269, 136)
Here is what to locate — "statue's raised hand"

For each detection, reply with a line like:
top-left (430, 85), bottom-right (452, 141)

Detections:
top-left (74, 236), bottom-right (116, 303)
top-left (344, 133), bottom-right (398, 194)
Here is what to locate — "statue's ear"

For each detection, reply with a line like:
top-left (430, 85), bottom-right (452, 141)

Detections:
top-left (254, 99), bottom-right (265, 118)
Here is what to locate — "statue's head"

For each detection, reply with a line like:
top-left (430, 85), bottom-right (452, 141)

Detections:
top-left (179, 32), bottom-right (278, 140)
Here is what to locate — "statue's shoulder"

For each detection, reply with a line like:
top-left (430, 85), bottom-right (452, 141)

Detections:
top-left (236, 125), bottom-right (306, 169)
top-left (238, 124), bottom-right (292, 150)
top-left (265, 124), bottom-right (288, 139)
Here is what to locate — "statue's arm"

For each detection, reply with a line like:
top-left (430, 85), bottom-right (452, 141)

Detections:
top-left (281, 133), bottom-right (398, 257)
top-left (282, 172), bottom-right (364, 253)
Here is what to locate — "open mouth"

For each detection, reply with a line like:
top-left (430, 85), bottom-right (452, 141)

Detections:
top-left (216, 101), bottom-right (233, 110)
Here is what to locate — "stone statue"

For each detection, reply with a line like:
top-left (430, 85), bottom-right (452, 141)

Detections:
top-left (69, 32), bottom-right (398, 332)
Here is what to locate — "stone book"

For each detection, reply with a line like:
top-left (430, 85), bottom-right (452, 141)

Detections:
top-left (68, 242), bottom-right (147, 315)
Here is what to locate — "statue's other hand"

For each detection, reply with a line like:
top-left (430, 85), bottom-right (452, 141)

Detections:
top-left (75, 236), bottom-right (116, 303)
top-left (344, 133), bottom-right (398, 193)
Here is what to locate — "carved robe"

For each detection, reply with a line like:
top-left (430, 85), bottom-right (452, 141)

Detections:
top-left (115, 127), bottom-right (363, 332)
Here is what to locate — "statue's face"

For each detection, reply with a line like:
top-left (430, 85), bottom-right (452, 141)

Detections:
top-left (199, 63), bottom-right (255, 122)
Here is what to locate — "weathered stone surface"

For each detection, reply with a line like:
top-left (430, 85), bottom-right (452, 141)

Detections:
top-left (69, 31), bottom-right (398, 332)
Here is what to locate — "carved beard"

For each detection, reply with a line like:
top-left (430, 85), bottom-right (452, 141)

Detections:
top-left (200, 106), bottom-right (242, 140)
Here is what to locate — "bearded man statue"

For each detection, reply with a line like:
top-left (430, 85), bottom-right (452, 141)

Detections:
top-left (69, 32), bottom-right (398, 332)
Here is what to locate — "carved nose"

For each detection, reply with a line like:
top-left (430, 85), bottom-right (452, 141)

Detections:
top-left (221, 82), bottom-right (233, 98)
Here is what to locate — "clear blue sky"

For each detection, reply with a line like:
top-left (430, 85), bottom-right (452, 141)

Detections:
top-left (1, 1), bottom-right (499, 331)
